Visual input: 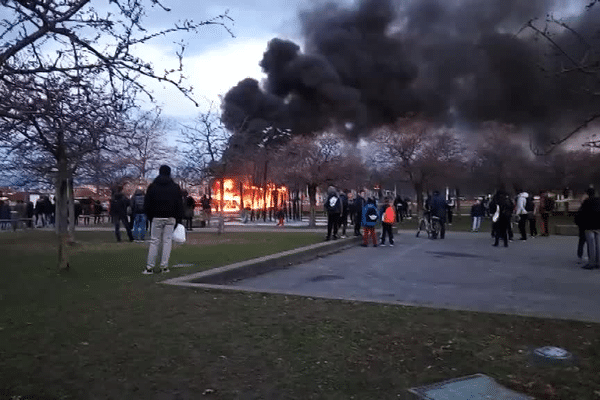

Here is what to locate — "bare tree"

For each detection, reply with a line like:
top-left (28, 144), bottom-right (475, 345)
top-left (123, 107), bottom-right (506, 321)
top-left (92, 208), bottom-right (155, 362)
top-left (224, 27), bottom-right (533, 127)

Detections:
top-left (178, 106), bottom-right (232, 233)
top-left (0, 73), bottom-right (131, 269)
top-left (0, 1), bottom-right (233, 271)
top-left (471, 123), bottom-right (532, 194)
top-left (519, 7), bottom-right (600, 154)
top-left (126, 109), bottom-right (174, 183)
top-left (0, 1), bottom-right (232, 104)
top-left (371, 119), bottom-right (466, 212)
top-left (276, 133), bottom-right (362, 227)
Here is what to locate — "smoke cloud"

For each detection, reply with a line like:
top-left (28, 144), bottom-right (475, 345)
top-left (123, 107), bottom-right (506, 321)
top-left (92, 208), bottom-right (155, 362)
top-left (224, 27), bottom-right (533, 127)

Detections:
top-left (221, 0), bottom-right (600, 147)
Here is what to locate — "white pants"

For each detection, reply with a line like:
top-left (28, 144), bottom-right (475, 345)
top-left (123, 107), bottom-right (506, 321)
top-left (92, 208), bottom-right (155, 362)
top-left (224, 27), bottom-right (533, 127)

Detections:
top-left (585, 230), bottom-right (600, 267)
top-left (472, 216), bottom-right (482, 231)
top-left (146, 217), bottom-right (176, 269)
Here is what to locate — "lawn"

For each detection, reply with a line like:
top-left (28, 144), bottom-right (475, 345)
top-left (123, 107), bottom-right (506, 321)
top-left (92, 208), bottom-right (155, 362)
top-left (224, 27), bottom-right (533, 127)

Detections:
top-left (1, 229), bottom-right (599, 399)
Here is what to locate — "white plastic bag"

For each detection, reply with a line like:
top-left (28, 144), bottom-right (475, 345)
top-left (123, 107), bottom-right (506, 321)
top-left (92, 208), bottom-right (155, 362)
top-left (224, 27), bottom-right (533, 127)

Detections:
top-left (492, 206), bottom-right (500, 223)
top-left (172, 223), bottom-right (186, 244)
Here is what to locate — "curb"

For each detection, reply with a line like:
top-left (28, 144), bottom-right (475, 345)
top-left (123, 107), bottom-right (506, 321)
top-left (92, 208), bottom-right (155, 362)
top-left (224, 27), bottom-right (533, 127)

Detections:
top-left (162, 236), bottom-right (361, 286)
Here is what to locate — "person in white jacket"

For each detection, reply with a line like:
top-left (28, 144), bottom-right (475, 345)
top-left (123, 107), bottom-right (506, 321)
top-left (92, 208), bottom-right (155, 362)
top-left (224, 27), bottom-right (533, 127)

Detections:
top-left (515, 191), bottom-right (529, 240)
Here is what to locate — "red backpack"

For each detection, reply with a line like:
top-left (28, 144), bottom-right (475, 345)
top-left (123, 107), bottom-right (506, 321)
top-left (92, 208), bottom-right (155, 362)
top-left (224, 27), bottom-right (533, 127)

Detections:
top-left (383, 206), bottom-right (395, 224)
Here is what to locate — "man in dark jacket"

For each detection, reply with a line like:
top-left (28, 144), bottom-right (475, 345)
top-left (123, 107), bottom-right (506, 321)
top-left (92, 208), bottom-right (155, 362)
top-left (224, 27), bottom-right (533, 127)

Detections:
top-left (324, 186), bottom-right (342, 240)
top-left (490, 190), bottom-right (513, 247)
top-left (130, 188), bottom-right (146, 241)
top-left (338, 189), bottom-right (350, 238)
top-left (144, 165), bottom-right (183, 274)
top-left (110, 186), bottom-right (133, 242)
top-left (426, 190), bottom-right (447, 239)
top-left (578, 188), bottom-right (600, 270)
top-left (354, 190), bottom-right (366, 236)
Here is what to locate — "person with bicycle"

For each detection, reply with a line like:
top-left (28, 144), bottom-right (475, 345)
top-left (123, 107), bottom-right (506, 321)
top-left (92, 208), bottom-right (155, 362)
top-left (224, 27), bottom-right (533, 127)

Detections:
top-left (426, 190), bottom-right (447, 239)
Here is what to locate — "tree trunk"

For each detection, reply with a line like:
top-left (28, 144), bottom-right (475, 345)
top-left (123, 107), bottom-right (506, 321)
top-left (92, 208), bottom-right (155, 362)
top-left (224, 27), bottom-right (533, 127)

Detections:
top-left (68, 178), bottom-right (75, 236)
top-left (56, 155), bottom-right (71, 271)
top-left (414, 181), bottom-right (424, 215)
top-left (455, 187), bottom-right (461, 220)
top-left (307, 183), bottom-right (317, 228)
top-left (218, 177), bottom-right (225, 235)
top-left (263, 159), bottom-right (268, 222)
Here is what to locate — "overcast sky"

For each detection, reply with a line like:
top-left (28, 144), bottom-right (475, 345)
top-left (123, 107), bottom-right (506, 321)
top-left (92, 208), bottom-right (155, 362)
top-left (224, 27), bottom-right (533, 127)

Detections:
top-left (139, 0), bottom-right (324, 122)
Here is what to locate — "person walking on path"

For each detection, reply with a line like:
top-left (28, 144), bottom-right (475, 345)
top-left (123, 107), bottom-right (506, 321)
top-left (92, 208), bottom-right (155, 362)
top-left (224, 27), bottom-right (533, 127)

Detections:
top-left (339, 189), bottom-right (350, 238)
top-left (380, 197), bottom-right (395, 246)
top-left (490, 190), bottom-right (513, 247)
top-left (324, 186), bottom-right (342, 240)
top-left (354, 190), bottom-right (366, 236)
top-left (200, 195), bottom-right (211, 227)
top-left (361, 197), bottom-right (379, 247)
top-left (470, 197), bottom-right (485, 232)
top-left (539, 191), bottom-right (554, 236)
top-left (182, 190), bottom-right (196, 231)
top-left (577, 188), bottom-right (600, 270)
top-left (527, 195), bottom-right (538, 237)
top-left (515, 191), bottom-right (530, 240)
top-left (575, 192), bottom-right (589, 263)
top-left (130, 188), bottom-right (147, 241)
top-left (144, 165), bottom-right (183, 274)
top-left (426, 190), bottom-right (447, 239)
top-left (110, 186), bottom-right (134, 242)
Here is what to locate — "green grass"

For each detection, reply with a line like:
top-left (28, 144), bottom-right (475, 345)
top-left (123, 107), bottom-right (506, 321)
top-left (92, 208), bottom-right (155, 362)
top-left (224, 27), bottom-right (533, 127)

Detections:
top-left (1, 230), bottom-right (599, 399)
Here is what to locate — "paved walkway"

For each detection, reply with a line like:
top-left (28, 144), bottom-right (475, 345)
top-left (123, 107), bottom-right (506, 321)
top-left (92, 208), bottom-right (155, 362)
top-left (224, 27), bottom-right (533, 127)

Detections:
top-left (173, 230), bottom-right (600, 323)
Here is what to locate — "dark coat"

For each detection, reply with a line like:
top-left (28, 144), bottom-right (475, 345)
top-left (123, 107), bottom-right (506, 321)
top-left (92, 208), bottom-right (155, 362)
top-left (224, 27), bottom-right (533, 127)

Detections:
top-left (428, 193), bottom-right (447, 221)
top-left (325, 192), bottom-right (342, 215)
top-left (110, 192), bottom-right (129, 218)
top-left (471, 203), bottom-right (485, 217)
top-left (144, 175), bottom-right (183, 224)
top-left (354, 195), bottom-right (366, 218)
top-left (575, 196), bottom-right (600, 231)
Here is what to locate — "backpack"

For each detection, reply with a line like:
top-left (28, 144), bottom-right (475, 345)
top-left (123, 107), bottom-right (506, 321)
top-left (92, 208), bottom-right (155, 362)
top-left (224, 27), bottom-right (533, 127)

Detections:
top-left (365, 205), bottom-right (378, 222)
top-left (525, 196), bottom-right (534, 212)
top-left (383, 206), bottom-right (395, 224)
top-left (326, 195), bottom-right (339, 213)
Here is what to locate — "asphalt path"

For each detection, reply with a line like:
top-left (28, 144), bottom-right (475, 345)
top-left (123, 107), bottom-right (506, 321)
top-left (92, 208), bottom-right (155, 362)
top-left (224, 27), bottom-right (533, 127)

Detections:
top-left (228, 230), bottom-right (600, 323)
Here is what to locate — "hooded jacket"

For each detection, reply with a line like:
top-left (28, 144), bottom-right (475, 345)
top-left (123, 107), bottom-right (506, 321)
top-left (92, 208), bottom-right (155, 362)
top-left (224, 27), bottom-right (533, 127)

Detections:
top-left (144, 174), bottom-right (183, 224)
top-left (576, 195), bottom-right (600, 230)
top-left (515, 192), bottom-right (529, 215)
top-left (324, 186), bottom-right (342, 215)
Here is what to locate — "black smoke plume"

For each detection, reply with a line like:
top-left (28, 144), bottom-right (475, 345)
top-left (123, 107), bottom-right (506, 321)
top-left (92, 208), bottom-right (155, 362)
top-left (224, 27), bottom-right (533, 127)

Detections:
top-left (221, 0), bottom-right (600, 148)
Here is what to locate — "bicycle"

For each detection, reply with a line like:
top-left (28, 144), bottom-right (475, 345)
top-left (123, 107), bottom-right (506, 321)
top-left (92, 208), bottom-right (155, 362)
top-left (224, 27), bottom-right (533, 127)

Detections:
top-left (416, 212), bottom-right (442, 239)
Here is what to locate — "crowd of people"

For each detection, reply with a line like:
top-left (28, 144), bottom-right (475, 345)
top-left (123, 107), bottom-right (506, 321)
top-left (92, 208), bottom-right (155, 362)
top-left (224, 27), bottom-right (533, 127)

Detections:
top-left (481, 190), bottom-right (556, 248)
top-left (323, 186), bottom-right (404, 247)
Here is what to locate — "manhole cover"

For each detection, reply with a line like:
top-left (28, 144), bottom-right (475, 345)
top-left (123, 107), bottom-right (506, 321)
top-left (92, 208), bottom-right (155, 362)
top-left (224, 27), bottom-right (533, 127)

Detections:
top-left (534, 346), bottom-right (570, 359)
top-left (408, 374), bottom-right (532, 399)
top-left (530, 346), bottom-right (575, 365)
top-left (309, 274), bottom-right (344, 282)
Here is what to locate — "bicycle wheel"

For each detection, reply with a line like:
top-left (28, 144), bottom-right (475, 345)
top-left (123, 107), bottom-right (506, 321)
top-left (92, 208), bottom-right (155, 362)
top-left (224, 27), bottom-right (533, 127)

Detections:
top-left (431, 219), bottom-right (441, 239)
top-left (416, 219), bottom-right (426, 237)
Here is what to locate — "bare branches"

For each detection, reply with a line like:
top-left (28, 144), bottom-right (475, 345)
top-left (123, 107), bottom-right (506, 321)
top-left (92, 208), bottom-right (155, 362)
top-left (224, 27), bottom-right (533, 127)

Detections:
top-left (0, 1), bottom-right (234, 105)
top-left (178, 106), bottom-right (231, 185)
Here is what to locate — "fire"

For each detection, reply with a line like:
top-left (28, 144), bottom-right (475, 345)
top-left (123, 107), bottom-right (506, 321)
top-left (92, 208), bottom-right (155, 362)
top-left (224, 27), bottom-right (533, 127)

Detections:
top-left (212, 177), bottom-right (288, 212)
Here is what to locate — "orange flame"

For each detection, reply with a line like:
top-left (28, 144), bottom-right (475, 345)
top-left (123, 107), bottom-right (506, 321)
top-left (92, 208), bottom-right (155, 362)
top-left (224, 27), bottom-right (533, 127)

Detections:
top-left (212, 177), bottom-right (288, 212)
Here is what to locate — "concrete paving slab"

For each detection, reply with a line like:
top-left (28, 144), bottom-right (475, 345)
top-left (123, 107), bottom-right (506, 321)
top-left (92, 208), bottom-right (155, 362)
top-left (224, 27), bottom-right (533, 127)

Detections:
top-left (163, 230), bottom-right (600, 322)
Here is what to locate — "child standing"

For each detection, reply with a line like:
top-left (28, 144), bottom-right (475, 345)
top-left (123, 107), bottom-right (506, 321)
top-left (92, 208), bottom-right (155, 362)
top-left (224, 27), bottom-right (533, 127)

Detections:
top-left (361, 198), bottom-right (379, 247)
top-left (380, 197), bottom-right (395, 246)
